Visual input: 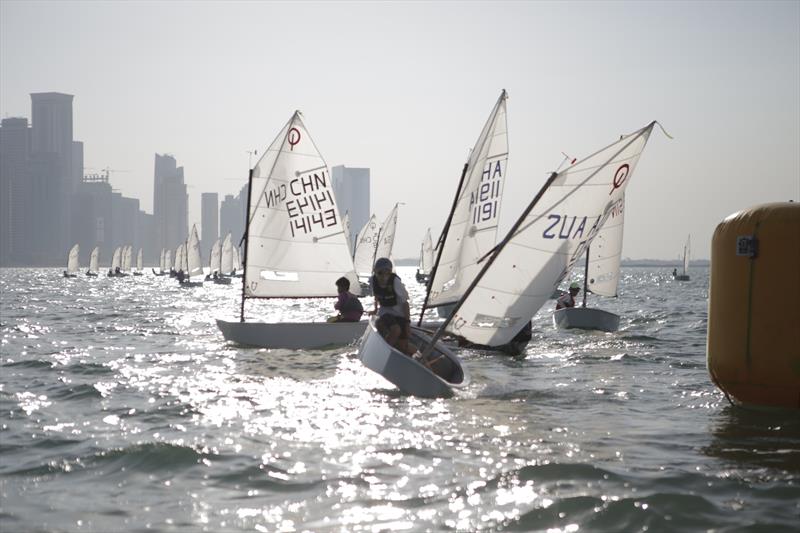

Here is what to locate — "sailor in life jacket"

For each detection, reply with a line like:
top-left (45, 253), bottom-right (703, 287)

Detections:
top-left (328, 276), bottom-right (364, 322)
top-left (556, 281), bottom-right (581, 310)
top-left (369, 257), bottom-right (418, 357)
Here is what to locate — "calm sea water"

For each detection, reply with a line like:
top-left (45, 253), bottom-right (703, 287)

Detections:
top-left (1, 266), bottom-right (798, 532)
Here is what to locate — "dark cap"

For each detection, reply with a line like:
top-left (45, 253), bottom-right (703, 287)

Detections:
top-left (374, 257), bottom-right (393, 272)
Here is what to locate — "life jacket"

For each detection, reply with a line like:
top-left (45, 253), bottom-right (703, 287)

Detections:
top-left (371, 273), bottom-right (398, 307)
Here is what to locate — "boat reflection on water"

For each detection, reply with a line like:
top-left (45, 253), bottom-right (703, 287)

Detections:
top-left (703, 405), bottom-right (800, 474)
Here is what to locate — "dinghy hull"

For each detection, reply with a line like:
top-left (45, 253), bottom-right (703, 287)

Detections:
top-left (217, 319), bottom-right (367, 349)
top-left (358, 317), bottom-right (468, 398)
top-left (554, 307), bottom-right (620, 332)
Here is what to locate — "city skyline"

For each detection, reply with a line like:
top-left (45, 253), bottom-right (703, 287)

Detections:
top-left (2, 1), bottom-right (798, 261)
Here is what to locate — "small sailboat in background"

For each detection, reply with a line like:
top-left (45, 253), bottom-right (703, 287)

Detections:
top-left (673, 235), bottom-right (691, 281)
top-left (108, 246), bottom-right (125, 277)
top-left (86, 246), bottom-right (99, 277)
top-left (153, 249), bottom-right (168, 276)
top-left (207, 237), bottom-right (231, 284)
top-left (63, 244), bottom-right (79, 277)
top-left (415, 228), bottom-right (434, 284)
top-left (352, 214), bottom-right (379, 293)
top-left (374, 203), bottom-right (399, 264)
top-left (216, 110), bottom-right (365, 349)
top-left (179, 225), bottom-right (204, 287)
top-left (554, 196), bottom-right (625, 332)
top-left (133, 248), bottom-right (144, 276)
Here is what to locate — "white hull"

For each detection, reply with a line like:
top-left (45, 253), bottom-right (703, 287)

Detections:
top-left (217, 319), bottom-right (367, 349)
top-left (358, 317), bottom-right (469, 398)
top-left (554, 307), bottom-right (620, 333)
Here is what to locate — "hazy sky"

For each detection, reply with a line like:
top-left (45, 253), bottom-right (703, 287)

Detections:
top-left (2, 0), bottom-right (798, 260)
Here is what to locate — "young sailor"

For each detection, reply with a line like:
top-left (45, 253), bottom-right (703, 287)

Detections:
top-left (369, 257), bottom-right (418, 357)
top-left (328, 276), bottom-right (364, 322)
top-left (556, 281), bottom-right (581, 310)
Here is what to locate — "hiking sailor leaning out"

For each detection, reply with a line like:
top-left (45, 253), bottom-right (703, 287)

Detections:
top-left (369, 257), bottom-right (418, 357)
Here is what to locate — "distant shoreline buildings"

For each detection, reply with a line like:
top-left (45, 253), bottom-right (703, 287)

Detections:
top-left (0, 91), bottom-right (372, 268)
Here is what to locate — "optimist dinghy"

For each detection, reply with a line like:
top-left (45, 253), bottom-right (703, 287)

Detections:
top-left (216, 110), bottom-right (363, 349)
top-left (358, 316), bottom-right (469, 399)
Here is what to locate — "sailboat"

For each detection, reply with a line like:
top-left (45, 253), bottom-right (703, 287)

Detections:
top-left (220, 233), bottom-right (236, 277)
top-left (121, 245), bottom-right (132, 275)
top-left (63, 244), bottom-right (79, 277)
top-left (415, 228), bottom-right (434, 284)
top-left (153, 249), bottom-right (167, 275)
top-left (108, 246), bottom-right (125, 277)
top-left (554, 195), bottom-right (625, 332)
top-left (374, 203), bottom-right (399, 263)
top-left (207, 237), bottom-right (231, 284)
top-left (352, 214), bottom-right (379, 294)
top-left (358, 89), bottom-right (511, 396)
top-left (420, 121), bottom-right (660, 352)
top-left (674, 235), bottom-right (691, 280)
top-left (216, 111), bottom-right (365, 349)
top-left (179, 225), bottom-right (204, 287)
top-left (173, 243), bottom-right (185, 279)
top-left (133, 248), bottom-right (144, 276)
top-left (86, 246), bottom-right (99, 277)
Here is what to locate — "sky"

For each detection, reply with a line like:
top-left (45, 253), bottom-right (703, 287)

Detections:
top-left (1, 0), bottom-right (798, 261)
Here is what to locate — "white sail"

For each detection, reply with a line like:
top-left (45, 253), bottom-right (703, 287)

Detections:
top-left (89, 246), bottom-right (99, 273)
top-left (122, 245), bottom-right (132, 272)
top-left (375, 204), bottom-right (399, 262)
top-left (67, 244), bottom-right (79, 273)
top-left (111, 247), bottom-right (121, 270)
top-left (342, 212), bottom-right (353, 256)
top-left (446, 122), bottom-right (656, 346)
top-left (587, 195), bottom-right (625, 297)
top-left (164, 249), bottom-right (172, 272)
top-left (353, 214), bottom-right (379, 276)
top-left (428, 90), bottom-right (509, 307)
top-left (682, 235), bottom-right (691, 275)
top-left (173, 244), bottom-right (182, 272)
top-left (221, 233), bottom-right (234, 274)
top-left (232, 244), bottom-right (241, 272)
top-left (136, 248), bottom-right (143, 272)
top-left (420, 228), bottom-right (434, 275)
top-left (209, 238), bottom-right (221, 273)
top-left (243, 111), bottom-right (359, 298)
top-left (187, 224), bottom-right (203, 278)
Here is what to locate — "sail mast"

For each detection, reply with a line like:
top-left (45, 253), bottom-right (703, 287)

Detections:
top-left (582, 245), bottom-right (589, 308)
top-left (239, 167), bottom-right (255, 322)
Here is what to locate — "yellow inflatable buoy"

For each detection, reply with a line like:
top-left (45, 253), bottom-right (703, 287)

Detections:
top-left (707, 202), bottom-right (800, 408)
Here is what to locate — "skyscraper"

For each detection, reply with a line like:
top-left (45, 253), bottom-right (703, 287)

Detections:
top-left (153, 153), bottom-right (188, 254)
top-left (30, 92), bottom-right (76, 264)
top-left (331, 165), bottom-right (370, 245)
top-left (201, 192), bottom-right (219, 257)
top-left (0, 117), bottom-right (31, 266)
